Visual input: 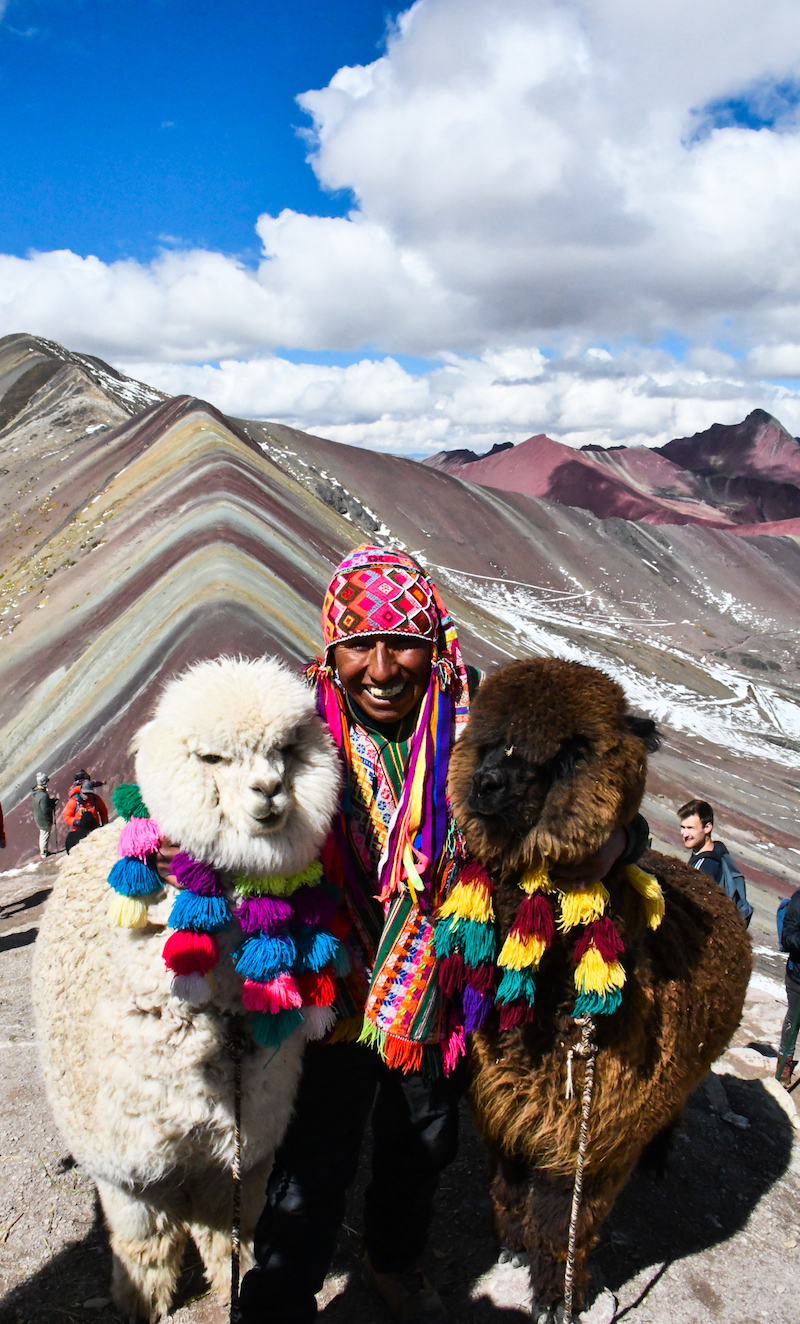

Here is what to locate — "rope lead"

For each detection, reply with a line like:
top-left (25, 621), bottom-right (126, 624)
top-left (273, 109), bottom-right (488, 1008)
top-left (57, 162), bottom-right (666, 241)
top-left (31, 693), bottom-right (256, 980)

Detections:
top-left (563, 1015), bottom-right (597, 1323)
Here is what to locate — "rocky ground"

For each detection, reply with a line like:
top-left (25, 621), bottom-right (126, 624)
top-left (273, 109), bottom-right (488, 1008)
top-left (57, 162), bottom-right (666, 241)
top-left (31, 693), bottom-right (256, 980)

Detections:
top-left (1, 856), bottom-right (798, 1324)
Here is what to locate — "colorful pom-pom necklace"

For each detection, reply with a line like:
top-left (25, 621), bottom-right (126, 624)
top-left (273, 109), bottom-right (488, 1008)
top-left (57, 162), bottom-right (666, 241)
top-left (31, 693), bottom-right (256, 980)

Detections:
top-left (434, 854), bottom-right (664, 1039)
top-left (108, 783), bottom-right (343, 1047)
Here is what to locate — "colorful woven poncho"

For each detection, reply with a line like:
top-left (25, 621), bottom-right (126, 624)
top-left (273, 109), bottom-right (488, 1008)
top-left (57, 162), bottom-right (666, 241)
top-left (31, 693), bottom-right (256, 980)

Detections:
top-left (306, 544), bottom-right (471, 1075)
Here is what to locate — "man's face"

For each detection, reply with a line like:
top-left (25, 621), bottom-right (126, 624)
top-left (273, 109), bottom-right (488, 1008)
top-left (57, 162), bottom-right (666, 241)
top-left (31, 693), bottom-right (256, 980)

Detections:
top-left (680, 813), bottom-right (712, 851)
top-left (333, 635), bottom-right (432, 724)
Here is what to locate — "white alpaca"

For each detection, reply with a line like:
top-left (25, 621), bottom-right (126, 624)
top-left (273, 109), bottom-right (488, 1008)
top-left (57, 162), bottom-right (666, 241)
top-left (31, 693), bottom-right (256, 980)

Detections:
top-left (32, 657), bottom-right (341, 1322)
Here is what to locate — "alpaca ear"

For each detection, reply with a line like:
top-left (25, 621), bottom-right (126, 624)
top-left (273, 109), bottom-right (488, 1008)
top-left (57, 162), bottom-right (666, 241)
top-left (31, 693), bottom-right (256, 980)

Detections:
top-left (625, 714), bottom-right (661, 752)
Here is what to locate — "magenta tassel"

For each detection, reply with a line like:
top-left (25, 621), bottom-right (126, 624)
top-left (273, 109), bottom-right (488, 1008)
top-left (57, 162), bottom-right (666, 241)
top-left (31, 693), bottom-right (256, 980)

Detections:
top-left (237, 895), bottom-right (293, 934)
top-left (172, 853), bottom-right (223, 895)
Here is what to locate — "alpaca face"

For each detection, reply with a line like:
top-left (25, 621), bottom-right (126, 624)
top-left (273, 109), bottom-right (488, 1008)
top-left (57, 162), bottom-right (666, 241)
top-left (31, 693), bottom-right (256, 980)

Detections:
top-left (133, 657), bottom-right (341, 877)
top-left (449, 658), bottom-right (659, 872)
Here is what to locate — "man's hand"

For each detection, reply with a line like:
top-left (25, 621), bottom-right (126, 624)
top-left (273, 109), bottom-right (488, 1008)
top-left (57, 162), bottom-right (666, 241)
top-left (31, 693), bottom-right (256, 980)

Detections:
top-left (156, 839), bottom-right (181, 888)
top-left (550, 828), bottom-right (626, 889)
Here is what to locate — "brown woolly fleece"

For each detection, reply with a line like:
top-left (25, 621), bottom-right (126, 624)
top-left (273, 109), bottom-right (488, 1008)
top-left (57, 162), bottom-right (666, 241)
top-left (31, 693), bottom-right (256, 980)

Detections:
top-left (448, 658), bottom-right (751, 1316)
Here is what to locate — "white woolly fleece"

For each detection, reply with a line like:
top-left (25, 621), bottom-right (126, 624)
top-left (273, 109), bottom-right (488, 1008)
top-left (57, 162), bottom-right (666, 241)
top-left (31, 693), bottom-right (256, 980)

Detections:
top-left (32, 654), bottom-right (342, 1321)
top-left (133, 655), bottom-right (341, 876)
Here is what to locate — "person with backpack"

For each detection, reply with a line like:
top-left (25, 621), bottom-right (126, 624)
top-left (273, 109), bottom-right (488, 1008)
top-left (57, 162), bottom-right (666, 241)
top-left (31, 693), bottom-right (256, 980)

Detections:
top-left (677, 798), bottom-right (753, 926)
top-left (63, 779), bottom-right (108, 854)
top-left (776, 889), bottom-right (800, 1087)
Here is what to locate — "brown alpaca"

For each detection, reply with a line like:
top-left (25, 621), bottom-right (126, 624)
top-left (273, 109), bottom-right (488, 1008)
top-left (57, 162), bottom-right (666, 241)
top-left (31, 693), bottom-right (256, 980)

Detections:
top-left (447, 658), bottom-right (751, 1323)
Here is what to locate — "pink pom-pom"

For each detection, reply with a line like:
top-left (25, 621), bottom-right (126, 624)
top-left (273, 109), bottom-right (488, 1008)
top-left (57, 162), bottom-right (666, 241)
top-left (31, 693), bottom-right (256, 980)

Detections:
top-left (241, 973), bottom-right (303, 1013)
top-left (163, 930), bottom-right (219, 975)
top-left (118, 817), bottom-right (161, 860)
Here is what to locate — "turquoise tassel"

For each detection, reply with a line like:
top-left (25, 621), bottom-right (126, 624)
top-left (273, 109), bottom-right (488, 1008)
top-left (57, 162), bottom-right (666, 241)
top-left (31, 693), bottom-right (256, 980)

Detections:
top-left (233, 934), bottom-right (295, 982)
top-left (168, 891), bottom-right (231, 933)
top-left (250, 1008), bottom-right (303, 1046)
top-left (294, 929), bottom-right (338, 973)
top-left (573, 987), bottom-right (623, 1017)
top-left (108, 856), bottom-right (162, 897)
top-left (496, 967), bottom-right (536, 1007)
top-left (433, 917), bottom-right (496, 966)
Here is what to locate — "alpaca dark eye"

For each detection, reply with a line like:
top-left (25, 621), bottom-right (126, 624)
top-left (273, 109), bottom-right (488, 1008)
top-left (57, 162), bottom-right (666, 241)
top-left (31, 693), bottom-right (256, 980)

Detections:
top-left (280, 743), bottom-right (297, 757)
top-left (198, 754), bottom-right (223, 764)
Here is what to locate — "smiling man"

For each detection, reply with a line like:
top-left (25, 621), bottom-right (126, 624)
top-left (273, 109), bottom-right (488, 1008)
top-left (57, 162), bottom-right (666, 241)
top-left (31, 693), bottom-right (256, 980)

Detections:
top-left (238, 543), bottom-right (651, 1324)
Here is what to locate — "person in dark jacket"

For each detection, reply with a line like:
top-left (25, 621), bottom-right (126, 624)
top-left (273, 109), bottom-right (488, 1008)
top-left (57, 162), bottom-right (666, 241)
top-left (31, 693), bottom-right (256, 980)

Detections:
top-left (678, 798), bottom-right (752, 927)
top-left (0, 800), bottom-right (5, 850)
top-left (31, 773), bottom-right (58, 857)
top-left (778, 887), bottom-right (800, 1086)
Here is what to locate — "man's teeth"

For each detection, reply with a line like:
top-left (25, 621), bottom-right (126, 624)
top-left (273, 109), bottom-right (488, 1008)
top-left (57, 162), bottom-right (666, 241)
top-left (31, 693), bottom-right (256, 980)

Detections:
top-left (366, 683), bottom-right (405, 699)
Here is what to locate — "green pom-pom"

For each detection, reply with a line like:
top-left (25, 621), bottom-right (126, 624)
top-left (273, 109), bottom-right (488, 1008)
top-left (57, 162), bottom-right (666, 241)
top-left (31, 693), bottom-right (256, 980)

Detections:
top-left (250, 1008), bottom-right (303, 1047)
top-left (113, 783), bottom-right (150, 821)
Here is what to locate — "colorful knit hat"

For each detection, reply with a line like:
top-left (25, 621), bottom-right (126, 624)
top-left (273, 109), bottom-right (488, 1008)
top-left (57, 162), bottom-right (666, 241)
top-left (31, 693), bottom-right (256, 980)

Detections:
top-left (308, 545), bottom-right (470, 906)
top-left (321, 545), bottom-right (442, 658)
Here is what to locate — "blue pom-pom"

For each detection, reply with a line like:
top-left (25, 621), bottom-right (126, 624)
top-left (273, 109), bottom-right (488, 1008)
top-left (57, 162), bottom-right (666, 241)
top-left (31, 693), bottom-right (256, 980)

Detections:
top-left (293, 928), bottom-right (339, 973)
top-left (573, 987), bottom-right (622, 1018)
top-left (456, 919), bottom-right (497, 968)
top-left (168, 891), bottom-right (231, 933)
top-left (108, 856), bottom-right (162, 898)
top-left (233, 934), bottom-right (295, 982)
top-left (250, 1008), bottom-right (303, 1047)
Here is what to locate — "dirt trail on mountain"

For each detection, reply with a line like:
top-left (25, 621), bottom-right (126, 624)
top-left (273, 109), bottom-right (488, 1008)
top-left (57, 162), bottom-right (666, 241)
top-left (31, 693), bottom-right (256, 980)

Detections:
top-left (1, 857), bottom-right (798, 1324)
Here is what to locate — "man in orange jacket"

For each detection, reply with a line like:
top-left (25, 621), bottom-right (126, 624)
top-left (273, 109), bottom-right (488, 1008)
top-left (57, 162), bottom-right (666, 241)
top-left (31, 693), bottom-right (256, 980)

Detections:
top-left (63, 780), bottom-right (108, 853)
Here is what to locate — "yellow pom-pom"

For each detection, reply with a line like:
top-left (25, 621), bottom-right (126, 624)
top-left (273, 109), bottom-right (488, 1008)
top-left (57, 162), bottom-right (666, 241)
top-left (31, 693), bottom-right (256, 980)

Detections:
top-left (497, 931), bottom-right (547, 971)
top-left (557, 882), bottom-right (609, 931)
top-left (574, 946), bottom-right (626, 996)
top-left (519, 864), bottom-right (552, 894)
top-left (437, 879), bottom-right (494, 925)
top-left (108, 894), bottom-right (148, 929)
top-left (625, 865), bottom-right (665, 930)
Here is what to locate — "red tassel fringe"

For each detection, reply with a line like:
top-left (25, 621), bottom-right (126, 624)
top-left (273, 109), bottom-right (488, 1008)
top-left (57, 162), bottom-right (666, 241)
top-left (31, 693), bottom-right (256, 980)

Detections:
top-left (439, 953), bottom-right (466, 996)
top-left (384, 1036), bottom-right (424, 1074)
top-left (512, 892), bottom-right (555, 942)
top-left (163, 929), bottom-right (219, 975)
top-left (573, 915), bottom-right (624, 963)
top-left (296, 968), bottom-right (337, 1006)
top-left (465, 962), bottom-right (495, 994)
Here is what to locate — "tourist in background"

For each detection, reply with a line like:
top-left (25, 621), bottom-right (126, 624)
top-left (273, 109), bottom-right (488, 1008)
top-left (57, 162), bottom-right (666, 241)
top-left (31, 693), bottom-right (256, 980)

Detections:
top-left (31, 773), bottom-right (58, 857)
top-left (0, 800), bottom-right (5, 850)
top-left (63, 779), bottom-right (108, 854)
top-left (678, 798), bottom-right (752, 925)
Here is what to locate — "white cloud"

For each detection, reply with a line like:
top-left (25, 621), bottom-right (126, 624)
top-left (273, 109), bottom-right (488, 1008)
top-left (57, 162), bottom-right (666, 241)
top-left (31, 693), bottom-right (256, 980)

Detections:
top-left (4, 0), bottom-right (800, 449)
top-left (121, 345), bottom-right (800, 454)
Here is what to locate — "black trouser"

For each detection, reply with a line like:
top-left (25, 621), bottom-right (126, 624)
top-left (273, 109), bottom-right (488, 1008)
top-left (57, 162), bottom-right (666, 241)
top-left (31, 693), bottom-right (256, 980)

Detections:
top-left (238, 1041), bottom-right (467, 1323)
top-left (780, 965), bottom-right (800, 1061)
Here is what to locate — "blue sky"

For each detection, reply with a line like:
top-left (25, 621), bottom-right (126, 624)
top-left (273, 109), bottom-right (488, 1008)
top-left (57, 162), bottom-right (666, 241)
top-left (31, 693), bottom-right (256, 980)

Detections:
top-left (0, 0), bottom-right (400, 263)
top-left (2, 0), bottom-right (800, 454)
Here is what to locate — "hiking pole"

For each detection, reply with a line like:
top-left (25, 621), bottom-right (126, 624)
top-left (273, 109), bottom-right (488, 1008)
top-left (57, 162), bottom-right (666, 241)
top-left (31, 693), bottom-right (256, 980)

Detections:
top-left (775, 998), bottom-right (800, 1083)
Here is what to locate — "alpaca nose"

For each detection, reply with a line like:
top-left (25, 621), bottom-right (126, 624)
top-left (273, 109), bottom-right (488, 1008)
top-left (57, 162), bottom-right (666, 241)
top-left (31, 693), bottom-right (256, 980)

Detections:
top-left (469, 764), bottom-right (510, 813)
top-left (250, 771), bottom-right (283, 800)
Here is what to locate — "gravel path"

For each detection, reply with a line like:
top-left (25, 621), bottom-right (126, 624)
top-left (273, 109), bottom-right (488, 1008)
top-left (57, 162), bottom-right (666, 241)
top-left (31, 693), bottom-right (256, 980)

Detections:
top-left (1, 859), bottom-right (798, 1324)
